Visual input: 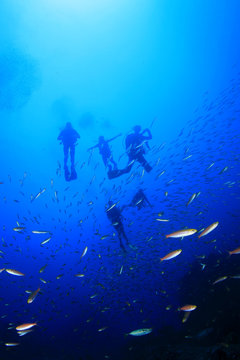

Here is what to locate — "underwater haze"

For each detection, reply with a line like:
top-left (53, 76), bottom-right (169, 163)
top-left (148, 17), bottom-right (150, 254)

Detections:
top-left (1, 0), bottom-right (240, 359)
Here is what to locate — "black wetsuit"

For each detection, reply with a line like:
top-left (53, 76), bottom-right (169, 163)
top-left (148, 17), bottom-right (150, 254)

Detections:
top-left (121, 189), bottom-right (152, 211)
top-left (58, 126), bottom-right (80, 180)
top-left (99, 141), bottom-right (117, 171)
top-left (125, 132), bottom-right (152, 173)
top-left (106, 206), bottom-right (129, 251)
top-left (58, 128), bottom-right (79, 169)
top-left (131, 189), bottom-right (152, 210)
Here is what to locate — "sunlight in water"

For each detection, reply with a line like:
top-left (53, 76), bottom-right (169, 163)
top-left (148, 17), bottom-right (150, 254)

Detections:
top-left (42, 0), bottom-right (128, 15)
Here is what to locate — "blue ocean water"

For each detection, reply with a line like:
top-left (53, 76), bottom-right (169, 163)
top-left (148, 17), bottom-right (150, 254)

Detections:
top-left (1, 1), bottom-right (240, 359)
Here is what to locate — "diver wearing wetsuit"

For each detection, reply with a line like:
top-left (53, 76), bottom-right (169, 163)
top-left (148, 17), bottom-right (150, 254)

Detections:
top-left (125, 125), bottom-right (152, 173)
top-left (121, 189), bottom-right (152, 211)
top-left (130, 189), bottom-right (152, 210)
top-left (106, 202), bottom-right (130, 252)
top-left (57, 122), bottom-right (80, 181)
top-left (88, 134), bottom-right (121, 171)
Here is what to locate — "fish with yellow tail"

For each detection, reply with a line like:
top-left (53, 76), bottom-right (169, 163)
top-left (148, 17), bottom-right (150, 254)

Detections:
top-left (178, 305), bottom-right (197, 312)
top-left (27, 288), bottom-right (40, 304)
top-left (160, 249), bottom-right (182, 261)
top-left (16, 322), bottom-right (37, 331)
top-left (198, 222), bottom-right (219, 238)
top-left (39, 264), bottom-right (47, 273)
top-left (166, 229), bottom-right (197, 238)
top-left (5, 269), bottom-right (25, 276)
top-left (182, 312), bottom-right (191, 323)
top-left (228, 247), bottom-right (240, 256)
top-left (13, 227), bottom-right (26, 232)
top-left (75, 274), bottom-right (85, 278)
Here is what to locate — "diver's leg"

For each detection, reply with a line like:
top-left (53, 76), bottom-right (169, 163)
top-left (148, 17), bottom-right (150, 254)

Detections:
top-left (63, 145), bottom-right (70, 180)
top-left (122, 227), bottom-right (135, 250)
top-left (110, 156), bottom-right (117, 170)
top-left (63, 145), bottom-right (69, 169)
top-left (124, 155), bottom-right (134, 173)
top-left (70, 145), bottom-right (77, 180)
top-left (116, 225), bottom-right (127, 252)
top-left (137, 154), bottom-right (152, 173)
top-left (119, 224), bottom-right (129, 245)
top-left (106, 159), bottom-right (112, 172)
top-left (119, 236), bottom-right (127, 252)
top-left (120, 223), bottom-right (136, 250)
top-left (103, 156), bottom-right (113, 172)
top-left (102, 155), bottom-right (110, 170)
top-left (122, 230), bottom-right (129, 245)
top-left (70, 145), bottom-right (75, 169)
top-left (107, 155), bottom-right (134, 179)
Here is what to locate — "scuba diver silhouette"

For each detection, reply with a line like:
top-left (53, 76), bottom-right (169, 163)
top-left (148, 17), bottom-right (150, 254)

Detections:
top-left (106, 201), bottom-right (133, 252)
top-left (88, 134), bottom-right (121, 171)
top-left (57, 122), bottom-right (80, 181)
top-left (125, 125), bottom-right (152, 173)
top-left (122, 189), bottom-right (152, 211)
top-left (108, 125), bottom-right (152, 179)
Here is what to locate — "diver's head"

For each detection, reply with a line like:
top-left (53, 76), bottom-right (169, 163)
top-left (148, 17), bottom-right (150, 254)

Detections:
top-left (133, 125), bottom-right (141, 133)
top-left (99, 136), bottom-right (104, 143)
top-left (66, 122), bottom-right (72, 129)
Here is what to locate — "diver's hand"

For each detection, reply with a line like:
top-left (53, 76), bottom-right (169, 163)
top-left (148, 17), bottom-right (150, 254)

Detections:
top-left (142, 128), bottom-right (152, 139)
top-left (142, 128), bottom-right (150, 134)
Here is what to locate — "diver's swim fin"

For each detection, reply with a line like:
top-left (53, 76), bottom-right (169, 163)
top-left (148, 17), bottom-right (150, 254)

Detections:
top-left (144, 163), bottom-right (152, 173)
top-left (69, 168), bottom-right (77, 181)
top-left (107, 168), bottom-right (127, 179)
top-left (64, 167), bottom-right (71, 182)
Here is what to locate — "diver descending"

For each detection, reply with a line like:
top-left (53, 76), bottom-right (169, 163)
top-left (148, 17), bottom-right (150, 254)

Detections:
top-left (57, 122), bottom-right (80, 181)
top-left (108, 125), bottom-right (153, 179)
top-left (125, 125), bottom-right (152, 173)
top-left (122, 189), bottom-right (152, 211)
top-left (106, 201), bottom-right (132, 252)
top-left (56, 124), bottom-right (152, 181)
top-left (87, 134), bottom-right (121, 171)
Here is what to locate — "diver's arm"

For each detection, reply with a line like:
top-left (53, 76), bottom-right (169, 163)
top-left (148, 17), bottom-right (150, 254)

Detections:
top-left (57, 131), bottom-right (63, 141)
top-left (142, 128), bottom-right (152, 140)
top-left (87, 144), bottom-right (99, 151)
top-left (107, 133), bottom-right (122, 143)
top-left (73, 130), bottom-right (80, 141)
top-left (73, 131), bottom-right (80, 146)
